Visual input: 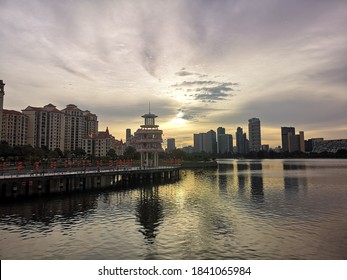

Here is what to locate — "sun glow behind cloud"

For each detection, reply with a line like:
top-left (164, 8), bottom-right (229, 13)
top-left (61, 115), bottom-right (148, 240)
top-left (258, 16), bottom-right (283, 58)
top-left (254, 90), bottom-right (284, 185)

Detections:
top-left (170, 111), bottom-right (187, 127)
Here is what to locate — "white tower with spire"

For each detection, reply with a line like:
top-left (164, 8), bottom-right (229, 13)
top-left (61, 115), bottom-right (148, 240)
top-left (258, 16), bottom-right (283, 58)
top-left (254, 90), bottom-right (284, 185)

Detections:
top-left (134, 106), bottom-right (163, 167)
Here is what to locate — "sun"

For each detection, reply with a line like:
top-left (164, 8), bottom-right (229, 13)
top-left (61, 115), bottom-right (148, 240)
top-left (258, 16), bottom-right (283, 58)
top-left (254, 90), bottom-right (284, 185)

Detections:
top-left (170, 111), bottom-right (187, 126)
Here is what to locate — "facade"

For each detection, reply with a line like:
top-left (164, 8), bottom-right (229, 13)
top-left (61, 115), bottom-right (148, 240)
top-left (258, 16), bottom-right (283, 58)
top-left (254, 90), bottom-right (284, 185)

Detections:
top-left (22, 104), bottom-right (65, 150)
top-left (217, 126), bottom-right (233, 154)
top-left (312, 139), bottom-right (347, 153)
top-left (243, 133), bottom-right (249, 154)
top-left (204, 130), bottom-right (217, 154)
top-left (194, 130), bottom-right (217, 154)
top-left (84, 110), bottom-right (98, 135)
top-left (134, 111), bottom-right (163, 167)
top-left (281, 127), bottom-right (295, 152)
top-left (126, 128), bottom-right (132, 145)
top-left (82, 127), bottom-right (116, 157)
top-left (248, 118), bottom-right (261, 152)
top-left (218, 134), bottom-right (233, 154)
top-left (62, 104), bottom-right (86, 152)
top-left (236, 127), bottom-right (249, 154)
top-left (0, 80), bottom-right (5, 141)
top-left (217, 127), bottom-right (225, 135)
top-left (305, 138), bottom-right (324, 152)
top-left (114, 139), bottom-right (126, 156)
top-left (288, 131), bottom-right (305, 152)
top-left (1, 109), bottom-right (28, 146)
top-left (194, 133), bottom-right (203, 153)
top-left (281, 127), bottom-right (305, 152)
top-left (167, 138), bottom-right (176, 152)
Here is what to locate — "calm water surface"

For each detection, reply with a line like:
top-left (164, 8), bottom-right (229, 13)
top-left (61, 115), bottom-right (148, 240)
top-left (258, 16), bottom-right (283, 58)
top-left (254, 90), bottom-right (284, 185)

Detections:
top-left (1, 159), bottom-right (347, 259)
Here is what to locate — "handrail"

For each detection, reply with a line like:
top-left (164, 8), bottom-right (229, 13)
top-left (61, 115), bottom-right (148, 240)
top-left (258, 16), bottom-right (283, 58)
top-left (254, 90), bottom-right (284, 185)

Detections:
top-left (0, 165), bottom-right (181, 180)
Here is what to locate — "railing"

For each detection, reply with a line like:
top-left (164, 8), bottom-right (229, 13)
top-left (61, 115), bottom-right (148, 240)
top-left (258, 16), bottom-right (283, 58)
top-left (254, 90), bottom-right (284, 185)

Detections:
top-left (135, 138), bottom-right (163, 143)
top-left (0, 163), bottom-right (181, 180)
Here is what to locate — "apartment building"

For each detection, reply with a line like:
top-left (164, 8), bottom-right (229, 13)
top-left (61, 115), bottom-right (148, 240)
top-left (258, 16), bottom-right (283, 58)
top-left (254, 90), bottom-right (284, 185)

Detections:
top-left (1, 109), bottom-right (28, 146)
top-left (22, 104), bottom-right (65, 150)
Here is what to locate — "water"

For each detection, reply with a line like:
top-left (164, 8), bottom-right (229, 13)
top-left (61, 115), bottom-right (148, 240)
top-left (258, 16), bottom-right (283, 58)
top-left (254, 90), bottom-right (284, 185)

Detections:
top-left (1, 159), bottom-right (347, 259)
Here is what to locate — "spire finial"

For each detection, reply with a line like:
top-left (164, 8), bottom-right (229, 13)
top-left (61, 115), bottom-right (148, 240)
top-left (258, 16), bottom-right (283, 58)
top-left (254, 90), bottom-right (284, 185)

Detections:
top-left (149, 101), bottom-right (151, 114)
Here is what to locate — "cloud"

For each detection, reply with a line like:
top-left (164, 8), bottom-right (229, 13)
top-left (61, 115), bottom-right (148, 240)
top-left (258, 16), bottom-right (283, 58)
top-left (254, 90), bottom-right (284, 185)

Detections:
top-left (174, 80), bottom-right (238, 87)
top-left (171, 74), bottom-right (238, 103)
top-left (52, 56), bottom-right (91, 80)
top-left (176, 107), bottom-right (207, 122)
top-left (194, 84), bottom-right (234, 103)
top-left (175, 70), bottom-right (199, 77)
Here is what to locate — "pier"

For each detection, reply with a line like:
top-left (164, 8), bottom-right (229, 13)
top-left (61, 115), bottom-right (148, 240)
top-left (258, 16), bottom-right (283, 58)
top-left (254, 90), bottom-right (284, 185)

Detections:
top-left (0, 165), bottom-right (181, 200)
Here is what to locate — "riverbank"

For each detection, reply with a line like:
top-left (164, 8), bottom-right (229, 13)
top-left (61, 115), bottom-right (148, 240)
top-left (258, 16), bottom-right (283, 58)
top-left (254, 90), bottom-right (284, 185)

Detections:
top-left (181, 160), bottom-right (218, 168)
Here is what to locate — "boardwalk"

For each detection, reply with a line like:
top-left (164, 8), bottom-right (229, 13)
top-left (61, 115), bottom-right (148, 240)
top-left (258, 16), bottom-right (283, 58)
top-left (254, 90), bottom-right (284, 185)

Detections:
top-left (0, 165), bottom-right (181, 200)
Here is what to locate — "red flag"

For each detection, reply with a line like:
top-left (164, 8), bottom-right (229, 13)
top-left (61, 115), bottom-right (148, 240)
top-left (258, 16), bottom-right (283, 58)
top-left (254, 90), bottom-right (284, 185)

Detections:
top-left (17, 161), bottom-right (23, 171)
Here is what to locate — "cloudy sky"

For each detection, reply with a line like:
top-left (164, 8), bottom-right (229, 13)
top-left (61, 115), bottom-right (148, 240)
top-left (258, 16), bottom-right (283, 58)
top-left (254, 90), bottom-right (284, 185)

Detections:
top-left (1, 0), bottom-right (346, 147)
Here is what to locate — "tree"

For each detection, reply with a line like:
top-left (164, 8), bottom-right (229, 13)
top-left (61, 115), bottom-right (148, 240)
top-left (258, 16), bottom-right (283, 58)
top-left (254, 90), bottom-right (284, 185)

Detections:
top-left (107, 149), bottom-right (117, 160)
top-left (123, 146), bottom-right (139, 159)
top-left (73, 148), bottom-right (86, 158)
top-left (0, 141), bottom-right (12, 160)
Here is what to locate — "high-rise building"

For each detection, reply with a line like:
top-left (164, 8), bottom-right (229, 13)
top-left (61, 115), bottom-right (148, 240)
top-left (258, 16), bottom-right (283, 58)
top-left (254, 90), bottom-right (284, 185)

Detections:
top-left (288, 131), bottom-right (305, 152)
top-left (61, 104), bottom-right (99, 152)
top-left (167, 138), bottom-right (176, 152)
top-left (84, 110), bottom-right (98, 135)
top-left (204, 130), bottom-right (217, 154)
top-left (194, 130), bottom-right (217, 154)
top-left (243, 133), bottom-right (249, 154)
top-left (248, 118), bottom-right (261, 152)
top-left (281, 127), bottom-right (295, 152)
top-left (22, 104), bottom-right (65, 150)
top-left (62, 104), bottom-right (86, 152)
top-left (217, 127), bottom-right (225, 135)
top-left (126, 128), bottom-right (131, 142)
top-left (218, 134), bottom-right (233, 154)
top-left (1, 109), bottom-right (28, 146)
top-left (236, 127), bottom-right (244, 154)
top-left (194, 133), bottom-right (204, 153)
top-left (0, 80), bottom-right (5, 141)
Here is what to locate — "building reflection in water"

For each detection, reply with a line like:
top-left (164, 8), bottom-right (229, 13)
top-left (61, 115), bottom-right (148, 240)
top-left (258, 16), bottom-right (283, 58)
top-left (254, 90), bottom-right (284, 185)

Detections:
top-left (0, 193), bottom-right (98, 232)
top-left (217, 164), bottom-right (233, 193)
top-left (236, 161), bottom-right (247, 195)
top-left (283, 161), bottom-right (308, 199)
top-left (136, 186), bottom-right (163, 244)
top-left (249, 161), bottom-right (264, 203)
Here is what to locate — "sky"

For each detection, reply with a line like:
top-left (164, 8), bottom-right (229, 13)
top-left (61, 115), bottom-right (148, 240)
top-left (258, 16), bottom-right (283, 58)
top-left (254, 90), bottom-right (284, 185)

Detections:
top-left (1, 0), bottom-right (346, 148)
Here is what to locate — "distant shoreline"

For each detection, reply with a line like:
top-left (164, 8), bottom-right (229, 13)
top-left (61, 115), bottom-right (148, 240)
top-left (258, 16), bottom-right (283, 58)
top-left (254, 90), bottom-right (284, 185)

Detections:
top-left (181, 161), bottom-right (218, 168)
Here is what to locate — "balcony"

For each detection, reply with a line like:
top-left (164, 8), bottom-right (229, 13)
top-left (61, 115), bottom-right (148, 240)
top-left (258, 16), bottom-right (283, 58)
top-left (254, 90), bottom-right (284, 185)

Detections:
top-left (136, 138), bottom-right (163, 143)
top-left (136, 147), bottom-right (164, 152)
